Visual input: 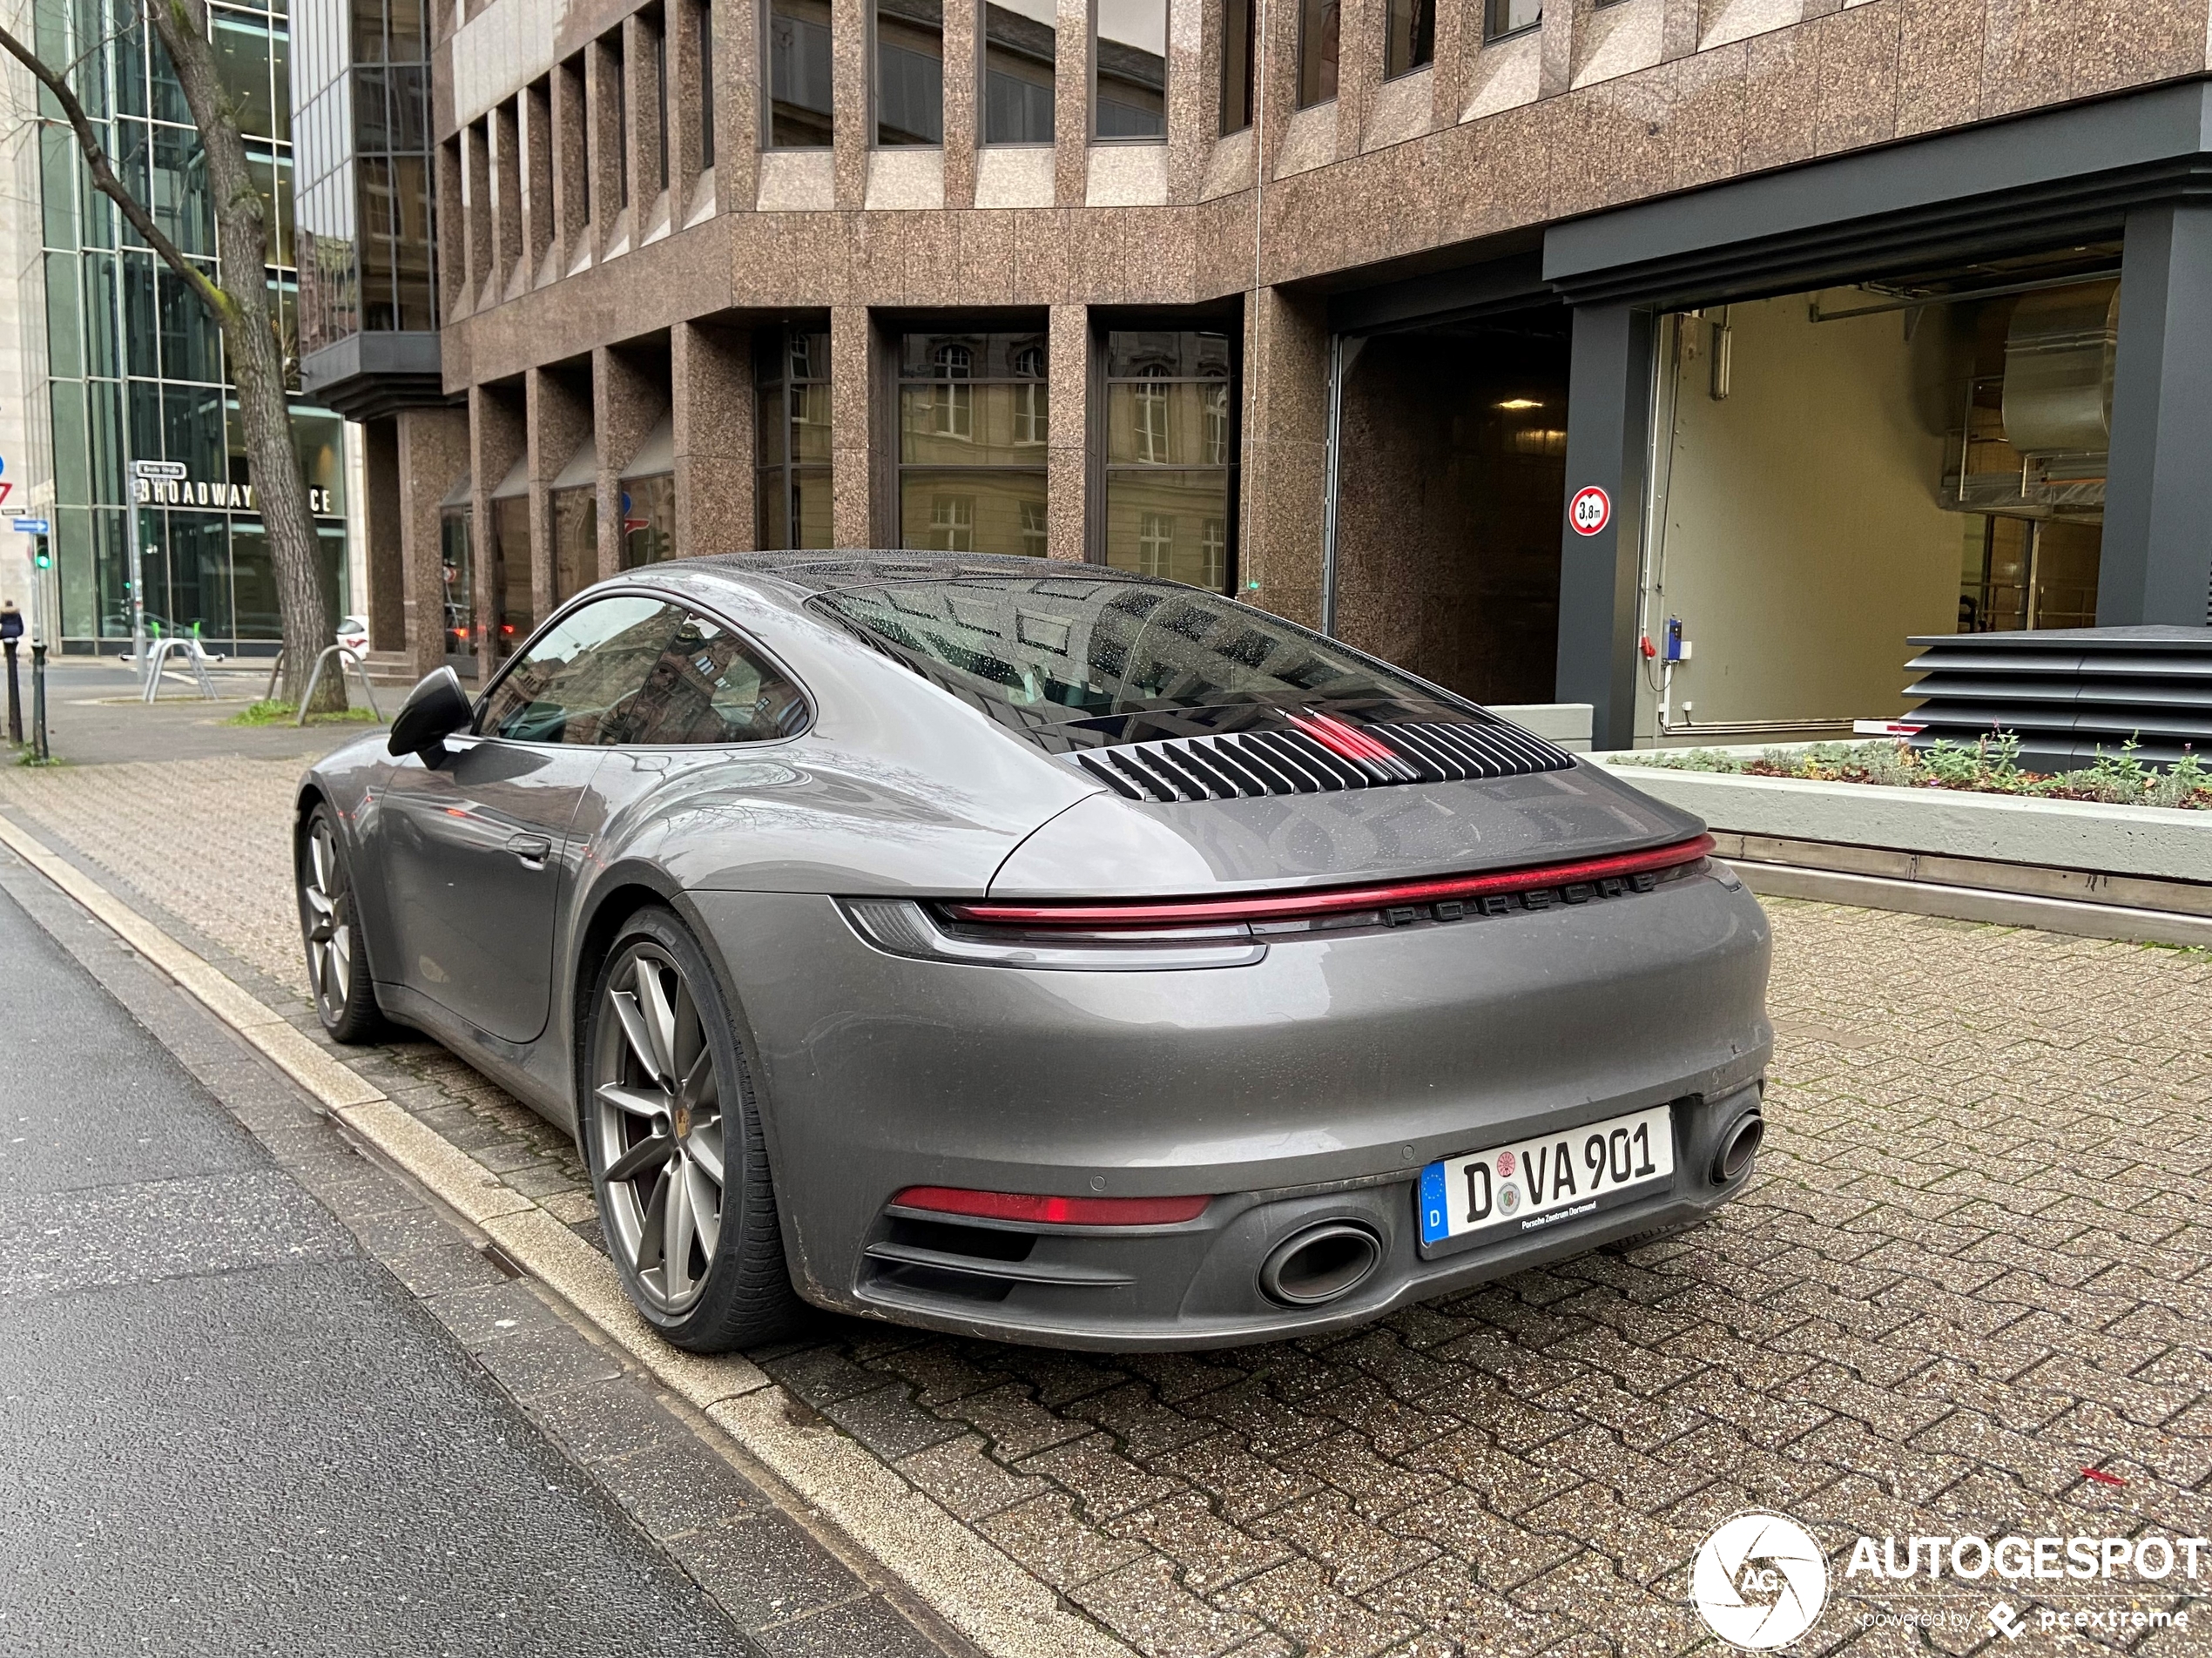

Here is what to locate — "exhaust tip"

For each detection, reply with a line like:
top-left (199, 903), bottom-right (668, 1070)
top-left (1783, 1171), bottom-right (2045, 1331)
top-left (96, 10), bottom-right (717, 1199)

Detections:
top-left (1259, 1223), bottom-right (1382, 1307)
top-left (1714, 1111), bottom-right (1764, 1183)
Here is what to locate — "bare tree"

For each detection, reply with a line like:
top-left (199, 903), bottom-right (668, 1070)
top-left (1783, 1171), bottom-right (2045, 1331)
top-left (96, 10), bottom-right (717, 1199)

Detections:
top-left (2, 0), bottom-right (342, 710)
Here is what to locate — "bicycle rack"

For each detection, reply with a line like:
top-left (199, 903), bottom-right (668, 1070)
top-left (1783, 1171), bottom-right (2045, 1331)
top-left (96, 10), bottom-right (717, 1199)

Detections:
top-left (293, 644), bottom-right (384, 725)
top-left (139, 637), bottom-right (219, 703)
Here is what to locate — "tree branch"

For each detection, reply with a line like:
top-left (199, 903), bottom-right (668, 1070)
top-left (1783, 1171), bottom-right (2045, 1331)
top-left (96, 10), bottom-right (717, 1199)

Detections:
top-left (0, 18), bottom-right (234, 327)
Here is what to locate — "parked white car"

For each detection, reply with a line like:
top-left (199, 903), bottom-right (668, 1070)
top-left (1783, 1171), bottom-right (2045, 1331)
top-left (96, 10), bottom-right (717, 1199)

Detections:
top-left (335, 615), bottom-right (370, 661)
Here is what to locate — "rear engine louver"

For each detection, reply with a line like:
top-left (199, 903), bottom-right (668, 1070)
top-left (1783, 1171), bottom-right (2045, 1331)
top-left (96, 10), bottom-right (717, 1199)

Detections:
top-left (1070, 720), bottom-right (1576, 803)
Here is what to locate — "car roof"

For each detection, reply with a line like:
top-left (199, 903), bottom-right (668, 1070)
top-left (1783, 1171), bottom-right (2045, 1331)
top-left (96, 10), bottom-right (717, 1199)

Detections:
top-left (655, 550), bottom-right (1160, 599)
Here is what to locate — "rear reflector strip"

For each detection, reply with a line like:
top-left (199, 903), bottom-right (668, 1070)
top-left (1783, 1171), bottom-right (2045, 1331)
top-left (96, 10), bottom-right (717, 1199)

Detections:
top-left (949, 835), bottom-right (1716, 929)
top-left (889, 1187), bottom-right (1212, 1226)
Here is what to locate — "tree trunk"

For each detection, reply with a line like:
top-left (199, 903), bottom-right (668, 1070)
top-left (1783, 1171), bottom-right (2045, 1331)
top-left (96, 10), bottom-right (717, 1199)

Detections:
top-left (151, 0), bottom-right (341, 711)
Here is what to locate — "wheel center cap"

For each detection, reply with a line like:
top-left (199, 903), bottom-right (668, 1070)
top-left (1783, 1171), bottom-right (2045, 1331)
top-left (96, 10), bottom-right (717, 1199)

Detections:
top-left (672, 1102), bottom-right (691, 1141)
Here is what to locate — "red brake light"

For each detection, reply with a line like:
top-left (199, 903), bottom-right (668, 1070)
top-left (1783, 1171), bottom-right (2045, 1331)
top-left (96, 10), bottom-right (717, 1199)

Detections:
top-left (890, 1187), bottom-right (1211, 1226)
top-left (948, 835), bottom-right (1716, 929)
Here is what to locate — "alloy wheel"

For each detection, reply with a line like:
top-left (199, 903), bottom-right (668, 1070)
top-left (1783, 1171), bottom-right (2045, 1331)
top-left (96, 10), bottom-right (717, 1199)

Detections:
top-left (301, 817), bottom-right (354, 1017)
top-left (590, 944), bottom-right (727, 1313)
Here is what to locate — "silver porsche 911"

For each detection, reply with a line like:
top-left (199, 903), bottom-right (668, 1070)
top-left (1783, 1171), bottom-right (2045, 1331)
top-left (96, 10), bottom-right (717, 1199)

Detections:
top-left (295, 552), bottom-right (1771, 1352)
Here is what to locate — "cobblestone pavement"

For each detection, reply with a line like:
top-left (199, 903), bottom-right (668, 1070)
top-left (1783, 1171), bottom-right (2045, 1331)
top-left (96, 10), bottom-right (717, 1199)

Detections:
top-left (3, 752), bottom-right (2209, 1658)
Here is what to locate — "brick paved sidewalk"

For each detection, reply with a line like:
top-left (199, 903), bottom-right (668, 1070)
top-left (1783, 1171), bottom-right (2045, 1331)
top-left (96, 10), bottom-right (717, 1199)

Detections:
top-left (3, 754), bottom-right (2208, 1658)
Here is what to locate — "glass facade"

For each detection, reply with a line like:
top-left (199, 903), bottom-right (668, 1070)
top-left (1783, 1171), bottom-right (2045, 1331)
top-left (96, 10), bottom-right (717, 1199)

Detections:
top-left (1103, 331), bottom-right (1236, 593)
top-left (756, 331), bottom-right (833, 549)
top-left (32, 0), bottom-right (352, 650)
top-left (294, 0), bottom-right (435, 351)
top-left (899, 332), bottom-right (1049, 556)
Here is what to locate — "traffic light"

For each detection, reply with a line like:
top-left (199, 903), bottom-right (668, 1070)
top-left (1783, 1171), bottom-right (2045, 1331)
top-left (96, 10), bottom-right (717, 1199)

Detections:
top-left (33, 541), bottom-right (51, 570)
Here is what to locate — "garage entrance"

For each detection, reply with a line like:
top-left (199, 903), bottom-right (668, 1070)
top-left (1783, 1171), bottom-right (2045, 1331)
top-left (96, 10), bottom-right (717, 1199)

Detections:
top-left (1327, 306), bottom-right (1572, 708)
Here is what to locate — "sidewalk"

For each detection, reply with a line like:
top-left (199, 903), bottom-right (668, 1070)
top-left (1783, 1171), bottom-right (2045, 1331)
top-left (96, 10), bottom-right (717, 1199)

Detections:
top-left (3, 721), bottom-right (2209, 1657)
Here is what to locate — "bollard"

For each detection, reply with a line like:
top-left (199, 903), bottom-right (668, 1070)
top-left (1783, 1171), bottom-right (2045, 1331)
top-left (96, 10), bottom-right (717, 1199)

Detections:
top-left (4, 639), bottom-right (18, 746)
top-left (30, 641), bottom-right (47, 761)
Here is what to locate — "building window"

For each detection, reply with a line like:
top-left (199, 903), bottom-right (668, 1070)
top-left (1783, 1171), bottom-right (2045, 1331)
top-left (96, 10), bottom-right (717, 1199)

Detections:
top-left (654, 13), bottom-right (671, 192)
top-left (489, 459), bottom-right (534, 657)
top-left (766, 0), bottom-right (834, 147)
top-left (982, 0), bottom-right (1055, 144)
top-left (1485, 0), bottom-right (1540, 39)
top-left (622, 473), bottom-right (677, 566)
top-left (439, 498), bottom-right (474, 655)
top-left (876, 0), bottom-right (944, 145)
top-left (757, 329), bottom-right (833, 549)
top-left (1386, 0), bottom-right (1433, 77)
top-left (699, 3), bottom-right (716, 167)
top-left (1220, 0), bottom-right (1254, 134)
top-left (550, 434), bottom-right (597, 605)
top-left (1094, 0), bottom-right (1164, 139)
top-left (1103, 329), bottom-right (1236, 594)
top-left (1298, 0), bottom-right (1337, 106)
top-left (900, 331), bottom-right (1049, 557)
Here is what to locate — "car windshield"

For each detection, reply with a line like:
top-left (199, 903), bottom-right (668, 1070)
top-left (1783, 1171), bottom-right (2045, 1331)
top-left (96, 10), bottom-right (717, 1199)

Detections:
top-left (812, 576), bottom-right (1442, 723)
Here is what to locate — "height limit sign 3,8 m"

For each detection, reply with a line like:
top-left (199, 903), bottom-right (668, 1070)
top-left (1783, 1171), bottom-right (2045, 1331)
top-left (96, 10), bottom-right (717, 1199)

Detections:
top-left (1568, 485), bottom-right (1611, 537)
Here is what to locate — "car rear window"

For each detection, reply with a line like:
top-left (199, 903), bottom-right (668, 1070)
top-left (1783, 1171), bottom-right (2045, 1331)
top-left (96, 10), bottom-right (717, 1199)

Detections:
top-left (811, 576), bottom-right (1442, 723)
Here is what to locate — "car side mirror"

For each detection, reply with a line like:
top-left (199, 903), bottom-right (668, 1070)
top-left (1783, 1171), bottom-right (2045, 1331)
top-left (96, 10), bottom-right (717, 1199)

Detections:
top-left (387, 667), bottom-right (476, 760)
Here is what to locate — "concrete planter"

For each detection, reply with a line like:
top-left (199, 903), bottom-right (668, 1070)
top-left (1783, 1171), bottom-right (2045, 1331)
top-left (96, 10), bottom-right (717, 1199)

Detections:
top-left (1594, 756), bottom-right (2212, 946)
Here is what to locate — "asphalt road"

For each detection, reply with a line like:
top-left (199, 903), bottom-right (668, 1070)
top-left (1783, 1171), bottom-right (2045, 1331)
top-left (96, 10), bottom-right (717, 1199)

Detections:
top-left (0, 878), bottom-right (758, 1655)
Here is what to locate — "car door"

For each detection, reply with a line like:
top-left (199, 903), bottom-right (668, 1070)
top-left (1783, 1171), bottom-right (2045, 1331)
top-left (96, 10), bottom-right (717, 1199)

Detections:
top-left (378, 594), bottom-right (687, 1042)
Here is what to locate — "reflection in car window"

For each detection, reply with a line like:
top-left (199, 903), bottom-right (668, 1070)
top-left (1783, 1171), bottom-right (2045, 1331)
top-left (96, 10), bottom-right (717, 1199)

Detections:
top-left (614, 611), bottom-right (810, 746)
top-left (478, 596), bottom-right (686, 744)
top-left (813, 577), bottom-right (1434, 722)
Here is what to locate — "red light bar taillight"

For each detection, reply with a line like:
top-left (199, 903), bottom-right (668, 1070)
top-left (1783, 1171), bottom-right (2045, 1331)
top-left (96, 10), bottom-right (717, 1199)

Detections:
top-left (947, 834), bottom-right (1716, 929)
top-left (890, 1187), bottom-right (1212, 1226)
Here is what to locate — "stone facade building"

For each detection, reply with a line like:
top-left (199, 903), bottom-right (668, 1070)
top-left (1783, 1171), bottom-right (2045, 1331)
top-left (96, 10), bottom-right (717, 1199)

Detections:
top-left (307, 0), bottom-right (2212, 745)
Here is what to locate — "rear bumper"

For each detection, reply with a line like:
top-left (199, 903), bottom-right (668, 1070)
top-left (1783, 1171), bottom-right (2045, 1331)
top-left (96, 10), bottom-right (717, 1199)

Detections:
top-left (689, 866), bottom-right (1772, 1350)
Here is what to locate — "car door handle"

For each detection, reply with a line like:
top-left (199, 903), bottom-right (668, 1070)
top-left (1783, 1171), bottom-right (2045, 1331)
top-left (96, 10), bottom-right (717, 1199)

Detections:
top-left (507, 833), bottom-right (553, 866)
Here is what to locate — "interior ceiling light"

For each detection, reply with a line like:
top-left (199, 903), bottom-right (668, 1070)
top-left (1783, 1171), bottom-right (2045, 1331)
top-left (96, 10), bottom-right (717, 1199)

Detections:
top-left (1496, 398), bottom-right (1541, 409)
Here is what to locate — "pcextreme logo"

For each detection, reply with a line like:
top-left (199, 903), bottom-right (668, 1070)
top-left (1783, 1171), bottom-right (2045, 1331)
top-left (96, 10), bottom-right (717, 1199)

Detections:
top-left (1691, 1513), bottom-right (1831, 1649)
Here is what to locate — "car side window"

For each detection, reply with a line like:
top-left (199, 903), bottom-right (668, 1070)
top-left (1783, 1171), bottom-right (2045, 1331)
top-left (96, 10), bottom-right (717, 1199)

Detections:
top-left (477, 596), bottom-right (687, 745)
top-left (613, 611), bottom-right (809, 746)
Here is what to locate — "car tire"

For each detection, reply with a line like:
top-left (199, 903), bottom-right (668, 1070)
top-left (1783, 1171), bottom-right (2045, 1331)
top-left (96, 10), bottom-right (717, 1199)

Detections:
top-left (583, 907), bottom-right (801, 1351)
top-left (296, 803), bottom-right (387, 1044)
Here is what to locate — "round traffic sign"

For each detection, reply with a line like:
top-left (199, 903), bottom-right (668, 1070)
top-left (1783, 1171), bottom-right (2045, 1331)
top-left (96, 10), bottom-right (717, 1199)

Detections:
top-left (1568, 485), bottom-right (1611, 536)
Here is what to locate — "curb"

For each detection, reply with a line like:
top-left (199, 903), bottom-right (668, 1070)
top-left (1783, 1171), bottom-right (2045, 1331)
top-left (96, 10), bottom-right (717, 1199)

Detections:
top-left (0, 812), bottom-right (1134, 1658)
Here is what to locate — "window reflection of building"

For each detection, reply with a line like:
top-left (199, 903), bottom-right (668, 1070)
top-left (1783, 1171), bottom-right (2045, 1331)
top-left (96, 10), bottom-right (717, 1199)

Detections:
top-left (1385, 0), bottom-right (1433, 78)
top-left (982, 0), bottom-right (1055, 143)
top-left (1103, 330), bottom-right (1237, 593)
top-left (550, 437), bottom-right (597, 606)
top-left (1094, 0), bottom-right (1165, 138)
top-left (757, 330), bottom-right (833, 548)
top-left (1220, 0), bottom-right (1254, 134)
top-left (1298, 0), bottom-right (1337, 106)
top-left (437, 472), bottom-right (475, 655)
top-left (876, 0), bottom-right (944, 145)
top-left (766, 0), bottom-right (835, 145)
top-left (489, 457), bottom-right (534, 656)
top-left (899, 331), bottom-right (1049, 556)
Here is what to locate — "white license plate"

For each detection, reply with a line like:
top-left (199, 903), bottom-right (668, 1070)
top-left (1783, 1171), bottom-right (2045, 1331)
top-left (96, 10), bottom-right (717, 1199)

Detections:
top-left (1418, 1103), bottom-right (1676, 1251)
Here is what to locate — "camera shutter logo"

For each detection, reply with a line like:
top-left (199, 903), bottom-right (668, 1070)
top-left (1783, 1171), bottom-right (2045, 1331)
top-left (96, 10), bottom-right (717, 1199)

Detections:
top-left (1691, 1513), bottom-right (1829, 1649)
